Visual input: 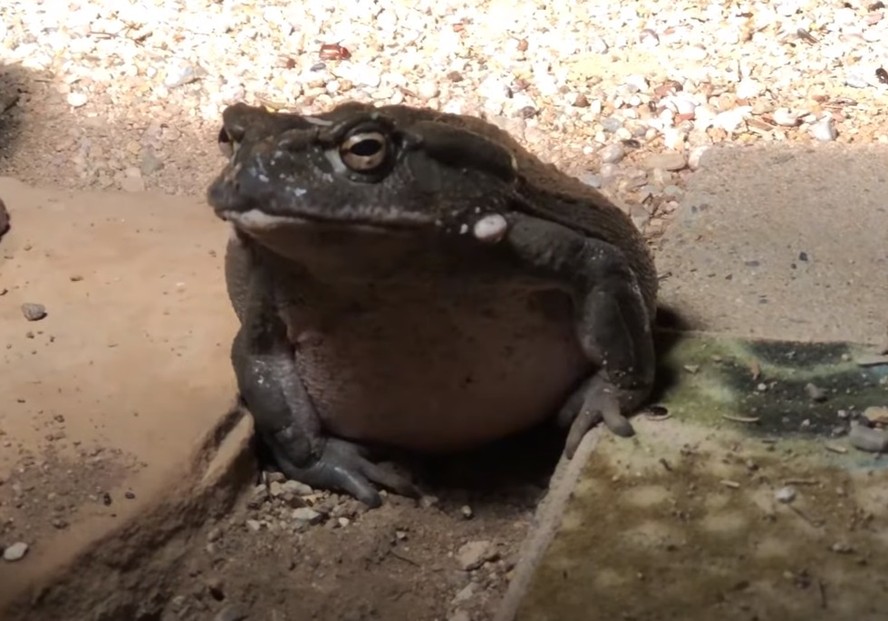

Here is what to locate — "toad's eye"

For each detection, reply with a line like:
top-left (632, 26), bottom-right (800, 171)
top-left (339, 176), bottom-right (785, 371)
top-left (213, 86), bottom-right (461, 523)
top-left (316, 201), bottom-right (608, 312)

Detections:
top-left (218, 127), bottom-right (238, 158)
top-left (339, 131), bottom-right (388, 172)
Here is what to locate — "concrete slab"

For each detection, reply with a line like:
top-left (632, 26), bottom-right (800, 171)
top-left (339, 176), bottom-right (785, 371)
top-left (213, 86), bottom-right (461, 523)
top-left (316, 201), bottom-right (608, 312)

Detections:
top-left (506, 333), bottom-right (888, 621)
top-left (656, 144), bottom-right (888, 344)
top-left (496, 145), bottom-right (888, 620)
top-left (0, 178), bottom-right (252, 620)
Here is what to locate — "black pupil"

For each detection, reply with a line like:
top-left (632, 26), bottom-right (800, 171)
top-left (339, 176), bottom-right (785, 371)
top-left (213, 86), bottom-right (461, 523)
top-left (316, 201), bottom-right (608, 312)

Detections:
top-left (350, 138), bottom-right (382, 157)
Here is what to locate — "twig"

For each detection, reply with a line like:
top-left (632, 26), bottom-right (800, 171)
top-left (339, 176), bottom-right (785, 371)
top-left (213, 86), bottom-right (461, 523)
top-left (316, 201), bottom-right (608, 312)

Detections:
top-left (722, 414), bottom-right (761, 424)
top-left (389, 549), bottom-right (420, 567)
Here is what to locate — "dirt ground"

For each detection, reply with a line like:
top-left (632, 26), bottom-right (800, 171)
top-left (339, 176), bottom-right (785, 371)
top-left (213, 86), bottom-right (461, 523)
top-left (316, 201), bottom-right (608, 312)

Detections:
top-left (158, 433), bottom-right (567, 621)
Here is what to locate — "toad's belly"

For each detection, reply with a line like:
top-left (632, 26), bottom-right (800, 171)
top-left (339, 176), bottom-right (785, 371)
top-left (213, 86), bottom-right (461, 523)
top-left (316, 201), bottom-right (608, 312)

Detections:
top-left (290, 289), bottom-right (590, 453)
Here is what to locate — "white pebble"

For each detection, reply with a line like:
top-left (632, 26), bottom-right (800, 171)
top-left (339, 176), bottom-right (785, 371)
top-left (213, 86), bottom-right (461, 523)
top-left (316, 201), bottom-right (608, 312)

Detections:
top-left (66, 92), bottom-right (88, 107)
top-left (774, 486), bottom-right (796, 504)
top-left (771, 108), bottom-right (799, 127)
top-left (417, 81), bottom-right (439, 99)
top-left (472, 214), bottom-right (508, 243)
top-left (735, 79), bottom-right (762, 100)
top-left (713, 106), bottom-right (752, 132)
top-left (687, 146), bottom-right (709, 170)
top-left (599, 143), bottom-right (626, 164)
top-left (3, 542), bottom-right (28, 562)
top-left (809, 116), bottom-right (838, 142)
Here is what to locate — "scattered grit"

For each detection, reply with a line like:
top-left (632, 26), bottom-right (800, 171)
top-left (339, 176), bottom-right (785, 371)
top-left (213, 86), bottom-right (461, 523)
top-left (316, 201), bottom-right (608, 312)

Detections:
top-left (2, 0), bottom-right (888, 239)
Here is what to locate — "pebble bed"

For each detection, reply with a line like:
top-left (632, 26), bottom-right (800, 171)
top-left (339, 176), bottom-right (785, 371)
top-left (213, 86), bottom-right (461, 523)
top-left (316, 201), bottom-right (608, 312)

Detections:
top-left (2, 0), bottom-right (888, 232)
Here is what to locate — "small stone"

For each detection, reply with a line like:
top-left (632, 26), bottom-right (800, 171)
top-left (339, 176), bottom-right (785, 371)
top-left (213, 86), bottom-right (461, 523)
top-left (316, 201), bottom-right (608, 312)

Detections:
top-left (579, 173), bottom-right (602, 188)
top-left (213, 604), bottom-right (249, 621)
top-left (457, 540), bottom-right (497, 571)
top-left (472, 214), bottom-right (508, 243)
top-left (735, 79), bottom-right (762, 100)
top-left (599, 143), bottom-right (626, 164)
top-left (269, 481), bottom-right (284, 497)
top-left (291, 507), bottom-right (323, 524)
top-left (772, 108), bottom-right (799, 127)
top-left (280, 480), bottom-right (313, 495)
top-left (830, 542), bottom-right (853, 554)
top-left (420, 495), bottom-right (440, 509)
top-left (417, 81), bottom-right (439, 99)
top-left (245, 519), bottom-right (262, 532)
top-left (140, 150), bottom-right (164, 175)
top-left (460, 505), bottom-right (473, 519)
top-left (120, 173), bottom-right (145, 193)
top-left (774, 486), bottom-right (796, 504)
top-left (687, 146), bottom-right (709, 170)
top-left (164, 61), bottom-right (204, 88)
top-left (3, 542), bottom-right (28, 562)
top-left (448, 611), bottom-right (471, 621)
top-left (804, 383), bottom-right (827, 402)
top-left (247, 484), bottom-right (267, 508)
top-left (809, 116), bottom-right (837, 142)
top-left (644, 152), bottom-right (687, 171)
top-left (207, 527), bottom-right (223, 542)
top-left (452, 583), bottom-right (475, 603)
top-left (66, 92), bottom-right (88, 107)
top-left (863, 406), bottom-right (888, 425)
top-left (21, 303), bottom-right (47, 321)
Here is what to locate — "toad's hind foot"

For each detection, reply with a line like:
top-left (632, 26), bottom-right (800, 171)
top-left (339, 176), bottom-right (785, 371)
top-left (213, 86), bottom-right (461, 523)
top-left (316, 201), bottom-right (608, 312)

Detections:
top-left (265, 434), bottom-right (420, 508)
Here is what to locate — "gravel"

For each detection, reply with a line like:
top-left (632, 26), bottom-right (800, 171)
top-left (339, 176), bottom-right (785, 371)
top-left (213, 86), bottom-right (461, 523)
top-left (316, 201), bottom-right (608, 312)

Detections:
top-left (2, 0), bottom-right (888, 237)
top-left (2, 541), bottom-right (29, 562)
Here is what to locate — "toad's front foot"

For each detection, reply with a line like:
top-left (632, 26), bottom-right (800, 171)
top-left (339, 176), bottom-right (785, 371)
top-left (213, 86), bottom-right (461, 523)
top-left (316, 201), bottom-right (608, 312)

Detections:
top-left (265, 431), bottom-right (420, 508)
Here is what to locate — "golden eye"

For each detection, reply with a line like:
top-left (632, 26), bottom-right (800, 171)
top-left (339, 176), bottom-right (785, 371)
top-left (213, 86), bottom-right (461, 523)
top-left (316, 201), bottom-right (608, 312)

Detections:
top-left (339, 131), bottom-right (388, 172)
top-left (218, 127), bottom-right (237, 158)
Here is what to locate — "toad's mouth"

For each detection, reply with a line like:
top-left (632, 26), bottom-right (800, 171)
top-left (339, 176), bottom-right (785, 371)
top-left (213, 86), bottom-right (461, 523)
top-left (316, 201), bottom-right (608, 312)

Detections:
top-left (220, 208), bottom-right (434, 236)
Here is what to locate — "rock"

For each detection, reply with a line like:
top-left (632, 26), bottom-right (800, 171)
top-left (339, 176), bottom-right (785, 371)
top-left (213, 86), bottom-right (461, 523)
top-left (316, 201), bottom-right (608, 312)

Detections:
top-left (863, 406), bottom-right (888, 426)
top-left (268, 481), bottom-right (284, 497)
top-left (599, 143), bottom-right (626, 164)
top-left (21, 303), bottom-right (47, 321)
top-left (456, 540), bottom-right (497, 571)
top-left (120, 171), bottom-right (145, 193)
top-left (448, 611), bottom-right (471, 621)
top-left (735, 79), bottom-right (762, 99)
top-left (291, 507), bottom-right (323, 524)
top-left (772, 108), bottom-right (799, 127)
top-left (281, 480), bottom-right (313, 495)
top-left (452, 583), bottom-right (475, 603)
top-left (66, 92), bottom-right (88, 107)
top-left (213, 604), bottom-right (249, 621)
top-left (810, 116), bottom-right (837, 142)
top-left (830, 542), bottom-right (853, 554)
top-left (460, 505), bottom-right (473, 519)
top-left (804, 383), bottom-right (827, 402)
top-left (3, 541), bottom-right (29, 562)
top-left (579, 172), bottom-right (602, 188)
top-left (245, 519), bottom-right (262, 532)
top-left (774, 486), bottom-right (796, 504)
top-left (246, 484), bottom-right (267, 508)
top-left (417, 81), bottom-right (439, 99)
top-left (848, 423), bottom-right (888, 453)
top-left (644, 152), bottom-right (687, 171)
top-left (164, 60), bottom-right (205, 88)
